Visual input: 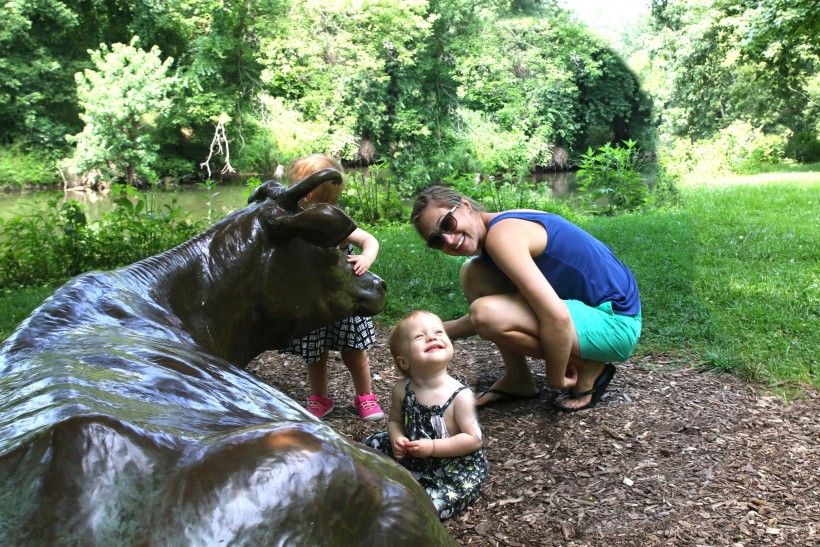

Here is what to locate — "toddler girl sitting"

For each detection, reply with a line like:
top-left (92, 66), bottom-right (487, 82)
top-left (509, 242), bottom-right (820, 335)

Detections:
top-left (364, 310), bottom-right (488, 519)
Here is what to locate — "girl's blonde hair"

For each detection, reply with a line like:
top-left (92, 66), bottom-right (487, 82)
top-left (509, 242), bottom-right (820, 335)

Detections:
top-left (287, 153), bottom-right (345, 205)
top-left (389, 310), bottom-right (440, 377)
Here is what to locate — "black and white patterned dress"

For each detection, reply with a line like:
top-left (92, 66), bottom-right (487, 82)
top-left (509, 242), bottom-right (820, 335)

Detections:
top-left (280, 244), bottom-right (376, 364)
top-left (363, 381), bottom-right (488, 520)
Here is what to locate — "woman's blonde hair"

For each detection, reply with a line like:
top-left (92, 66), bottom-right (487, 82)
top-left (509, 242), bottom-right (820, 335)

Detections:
top-left (287, 153), bottom-right (345, 205)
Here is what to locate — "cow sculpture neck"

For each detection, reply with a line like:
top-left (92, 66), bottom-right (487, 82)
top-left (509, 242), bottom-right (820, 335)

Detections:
top-left (0, 170), bottom-right (453, 545)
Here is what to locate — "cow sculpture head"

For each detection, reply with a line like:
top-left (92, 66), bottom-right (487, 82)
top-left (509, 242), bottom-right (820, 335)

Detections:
top-left (155, 168), bottom-right (387, 364)
top-left (0, 171), bottom-right (454, 545)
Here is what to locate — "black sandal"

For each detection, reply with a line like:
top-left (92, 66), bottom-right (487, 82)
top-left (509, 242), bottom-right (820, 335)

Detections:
top-left (551, 363), bottom-right (616, 412)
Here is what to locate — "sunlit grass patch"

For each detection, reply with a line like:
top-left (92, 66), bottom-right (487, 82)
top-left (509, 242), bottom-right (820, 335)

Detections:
top-left (687, 183), bottom-right (819, 388)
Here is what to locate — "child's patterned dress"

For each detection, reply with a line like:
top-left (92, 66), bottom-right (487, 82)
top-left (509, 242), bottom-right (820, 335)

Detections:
top-left (363, 381), bottom-right (488, 520)
top-left (280, 244), bottom-right (376, 364)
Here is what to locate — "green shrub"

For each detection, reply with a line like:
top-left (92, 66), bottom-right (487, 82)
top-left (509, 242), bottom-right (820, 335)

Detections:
top-left (458, 109), bottom-right (535, 177)
top-left (447, 172), bottom-right (581, 223)
top-left (340, 164), bottom-right (407, 224)
top-left (0, 187), bottom-right (202, 287)
top-left (153, 156), bottom-right (196, 182)
top-left (64, 38), bottom-right (177, 187)
top-left (785, 129), bottom-right (820, 163)
top-left (0, 145), bottom-right (59, 186)
top-left (666, 122), bottom-right (793, 177)
top-left (577, 140), bottom-right (648, 214)
top-left (646, 163), bottom-right (682, 209)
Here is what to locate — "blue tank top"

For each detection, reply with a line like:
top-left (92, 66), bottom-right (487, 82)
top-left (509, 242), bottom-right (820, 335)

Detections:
top-left (483, 211), bottom-right (641, 316)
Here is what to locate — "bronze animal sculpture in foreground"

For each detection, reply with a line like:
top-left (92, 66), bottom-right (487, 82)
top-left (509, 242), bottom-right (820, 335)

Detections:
top-left (0, 170), bottom-right (453, 545)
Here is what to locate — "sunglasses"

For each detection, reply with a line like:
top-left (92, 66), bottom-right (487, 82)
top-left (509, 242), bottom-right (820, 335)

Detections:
top-left (426, 205), bottom-right (459, 249)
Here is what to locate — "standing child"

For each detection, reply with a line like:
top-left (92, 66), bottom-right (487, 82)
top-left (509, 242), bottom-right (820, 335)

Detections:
top-left (364, 310), bottom-right (488, 520)
top-left (280, 153), bottom-right (384, 421)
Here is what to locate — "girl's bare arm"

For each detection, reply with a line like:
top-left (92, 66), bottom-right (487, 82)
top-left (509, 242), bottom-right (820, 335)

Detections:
top-left (345, 227), bottom-right (378, 275)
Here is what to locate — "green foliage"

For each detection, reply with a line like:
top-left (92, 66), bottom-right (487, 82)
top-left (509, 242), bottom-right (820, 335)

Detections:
top-left (662, 122), bottom-right (793, 178)
top-left (647, 0), bottom-right (818, 151)
top-left (785, 128), bottom-right (820, 163)
top-left (243, 176), bottom-right (263, 202)
top-left (447, 172), bottom-right (581, 222)
top-left (0, 145), bottom-right (58, 186)
top-left (0, 188), bottom-right (201, 287)
top-left (0, 0), bottom-right (205, 148)
top-left (258, 0), bottom-right (435, 163)
top-left (339, 164), bottom-right (406, 225)
top-left (452, 13), bottom-right (654, 170)
top-left (64, 38), bottom-right (177, 186)
top-left (645, 163), bottom-right (682, 209)
top-left (577, 140), bottom-right (648, 213)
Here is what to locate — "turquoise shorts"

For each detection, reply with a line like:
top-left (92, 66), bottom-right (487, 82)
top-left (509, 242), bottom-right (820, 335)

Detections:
top-left (564, 300), bottom-right (641, 363)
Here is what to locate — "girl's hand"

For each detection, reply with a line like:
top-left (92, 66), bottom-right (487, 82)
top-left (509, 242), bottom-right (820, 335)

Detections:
top-left (347, 254), bottom-right (373, 276)
top-left (393, 436), bottom-right (410, 459)
top-left (405, 439), bottom-right (434, 458)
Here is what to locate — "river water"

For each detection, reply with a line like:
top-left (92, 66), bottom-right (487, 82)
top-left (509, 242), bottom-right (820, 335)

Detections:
top-left (0, 171), bottom-right (577, 222)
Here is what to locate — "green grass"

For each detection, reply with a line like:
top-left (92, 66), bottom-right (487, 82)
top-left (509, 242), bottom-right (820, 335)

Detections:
top-left (373, 179), bottom-right (820, 391)
top-left (684, 184), bottom-right (818, 387)
top-left (370, 223), bottom-right (468, 324)
top-left (0, 285), bottom-right (56, 340)
top-left (3, 173), bottom-right (818, 392)
top-left (582, 183), bottom-right (818, 389)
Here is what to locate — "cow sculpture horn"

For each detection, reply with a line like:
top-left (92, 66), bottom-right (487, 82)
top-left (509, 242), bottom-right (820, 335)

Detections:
top-left (246, 168), bottom-right (344, 210)
top-left (281, 168), bottom-right (343, 210)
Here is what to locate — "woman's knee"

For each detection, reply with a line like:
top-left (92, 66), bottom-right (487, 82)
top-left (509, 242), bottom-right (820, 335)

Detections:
top-left (469, 297), bottom-right (507, 339)
top-left (460, 258), bottom-right (515, 301)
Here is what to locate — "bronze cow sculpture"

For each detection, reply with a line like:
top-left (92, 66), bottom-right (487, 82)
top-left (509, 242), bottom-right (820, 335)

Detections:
top-left (0, 170), bottom-right (453, 545)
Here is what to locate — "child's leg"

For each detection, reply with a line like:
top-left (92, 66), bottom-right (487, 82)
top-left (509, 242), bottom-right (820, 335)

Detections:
top-left (340, 348), bottom-right (372, 396)
top-left (344, 348), bottom-right (384, 420)
top-left (307, 351), bottom-right (330, 396)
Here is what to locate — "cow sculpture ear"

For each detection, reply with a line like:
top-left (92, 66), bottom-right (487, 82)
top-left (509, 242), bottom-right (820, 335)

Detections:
top-left (264, 203), bottom-right (356, 247)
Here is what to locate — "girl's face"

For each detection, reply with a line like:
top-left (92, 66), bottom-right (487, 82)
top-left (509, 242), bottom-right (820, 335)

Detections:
top-left (415, 201), bottom-right (482, 256)
top-left (396, 314), bottom-right (453, 377)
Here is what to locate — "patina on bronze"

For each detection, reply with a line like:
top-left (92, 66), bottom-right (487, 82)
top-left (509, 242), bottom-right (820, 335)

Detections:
top-left (0, 169), bottom-right (454, 545)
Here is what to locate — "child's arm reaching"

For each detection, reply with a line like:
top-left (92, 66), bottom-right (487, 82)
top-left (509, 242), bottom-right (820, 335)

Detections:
top-left (405, 389), bottom-right (483, 458)
top-left (386, 381), bottom-right (409, 459)
top-left (345, 228), bottom-right (379, 276)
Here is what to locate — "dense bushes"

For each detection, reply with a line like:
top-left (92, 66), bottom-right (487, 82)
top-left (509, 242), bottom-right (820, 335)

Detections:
top-left (662, 122), bottom-right (795, 180)
top-left (0, 145), bottom-right (59, 187)
top-left (0, 187), bottom-right (201, 287)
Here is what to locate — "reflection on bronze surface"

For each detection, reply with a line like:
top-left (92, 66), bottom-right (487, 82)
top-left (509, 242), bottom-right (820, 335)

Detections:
top-left (0, 170), bottom-right (453, 545)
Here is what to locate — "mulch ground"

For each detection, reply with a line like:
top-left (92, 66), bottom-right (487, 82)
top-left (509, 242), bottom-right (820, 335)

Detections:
top-left (248, 326), bottom-right (819, 546)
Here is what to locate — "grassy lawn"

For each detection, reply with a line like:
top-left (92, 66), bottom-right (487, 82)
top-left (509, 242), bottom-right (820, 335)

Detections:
top-left (0, 285), bottom-right (56, 340)
top-left (2, 172), bottom-right (818, 391)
